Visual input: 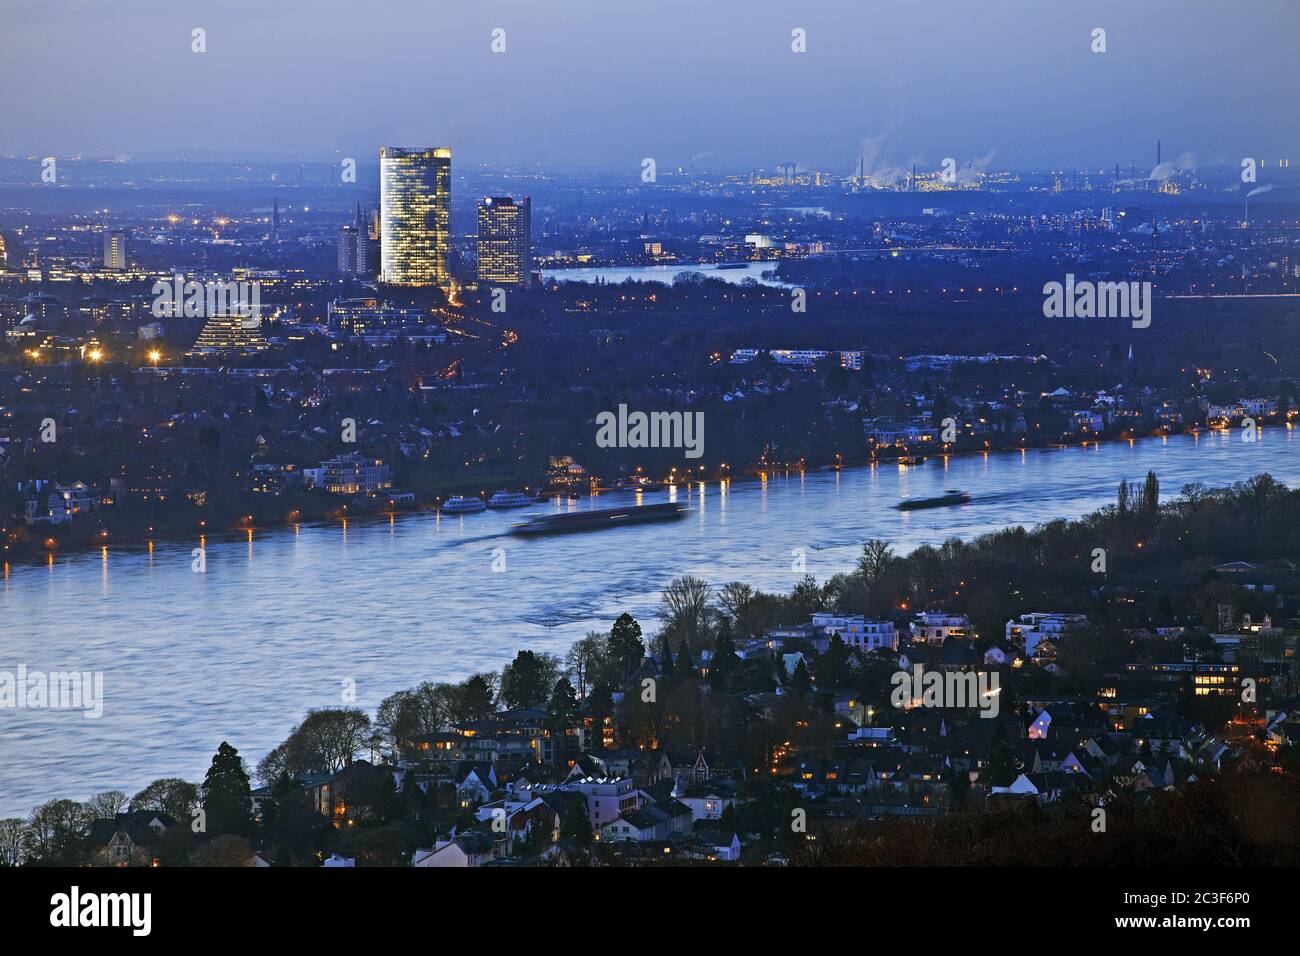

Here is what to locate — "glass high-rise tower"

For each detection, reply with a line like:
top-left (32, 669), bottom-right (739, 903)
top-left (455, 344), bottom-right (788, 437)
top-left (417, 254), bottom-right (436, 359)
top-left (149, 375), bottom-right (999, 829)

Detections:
top-left (379, 146), bottom-right (451, 289)
top-left (477, 196), bottom-right (532, 288)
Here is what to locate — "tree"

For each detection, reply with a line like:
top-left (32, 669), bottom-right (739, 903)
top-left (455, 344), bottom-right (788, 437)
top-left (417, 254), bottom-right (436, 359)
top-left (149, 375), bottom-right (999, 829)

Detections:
top-left (710, 618), bottom-right (741, 693)
top-left (659, 575), bottom-right (714, 653)
top-left (857, 538), bottom-right (893, 586)
top-left (454, 673), bottom-right (499, 722)
top-left (500, 650), bottom-right (563, 709)
top-left (608, 613), bottom-right (646, 680)
top-left (587, 682), bottom-right (615, 750)
top-left (717, 581), bottom-right (780, 638)
top-left (566, 632), bottom-right (610, 697)
top-left (856, 539), bottom-right (893, 613)
top-left (130, 778), bottom-right (199, 823)
top-left (560, 804), bottom-right (593, 858)
top-left (547, 678), bottom-right (580, 736)
top-left (788, 659), bottom-right (813, 698)
top-left (25, 799), bottom-right (91, 865)
top-left (1141, 470), bottom-right (1160, 518)
top-left (189, 834), bottom-right (254, 867)
top-left (817, 634), bottom-right (852, 692)
top-left (260, 708), bottom-right (372, 780)
top-left (85, 789), bottom-right (129, 819)
top-left (201, 741), bottom-right (254, 838)
top-left (717, 582), bottom-right (757, 627)
top-left (0, 818), bottom-right (28, 867)
top-left (659, 635), bottom-right (675, 682)
top-left (787, 575), bottom-right (825, 619)
top-left (375, 683), bottom-right (452, 759)
top-left (677, 639), bottom-right (695, 677)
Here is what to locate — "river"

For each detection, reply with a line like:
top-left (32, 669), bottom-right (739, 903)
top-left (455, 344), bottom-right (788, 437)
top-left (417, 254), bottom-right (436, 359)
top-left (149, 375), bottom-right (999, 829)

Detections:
top-left (1, 428), bottom-right (1295, 815)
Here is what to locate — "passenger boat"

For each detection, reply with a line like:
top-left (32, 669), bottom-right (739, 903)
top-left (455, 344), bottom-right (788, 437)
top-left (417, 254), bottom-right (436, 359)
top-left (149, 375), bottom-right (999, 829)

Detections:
top-left (440, 495), bottom-right (487, 514)
top-left (487, 491), bottom-right (534, 508)
top-left (897, 455), bottom-right (926, 466)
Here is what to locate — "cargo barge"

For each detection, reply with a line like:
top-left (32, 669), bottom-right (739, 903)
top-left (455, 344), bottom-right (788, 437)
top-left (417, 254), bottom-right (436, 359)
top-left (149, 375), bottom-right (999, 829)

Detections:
top-left (895, 490), bottom-right (972, 511)
top-left (511, 501), bottom-right (691, 536)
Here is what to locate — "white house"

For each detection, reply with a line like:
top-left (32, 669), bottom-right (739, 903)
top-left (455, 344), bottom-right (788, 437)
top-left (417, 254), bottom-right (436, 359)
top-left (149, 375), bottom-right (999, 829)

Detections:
top-left (412, 832), bottom-right (496, 868)
top-left (910, 612), bottom-right (973, 645)
top-left (669, 777), bottom-right (736, 822)
top-left (1006, 612), bottom-right (1088, 656)
top-left (708, 832), bottom-right (742, 862)
top-left (811, 613), bottom-right (897, 652)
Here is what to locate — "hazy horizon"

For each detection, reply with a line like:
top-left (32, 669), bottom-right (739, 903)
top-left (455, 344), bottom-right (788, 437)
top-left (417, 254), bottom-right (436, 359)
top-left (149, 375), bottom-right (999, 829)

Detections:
top-left (2, 0), bottom-right (1297, 173)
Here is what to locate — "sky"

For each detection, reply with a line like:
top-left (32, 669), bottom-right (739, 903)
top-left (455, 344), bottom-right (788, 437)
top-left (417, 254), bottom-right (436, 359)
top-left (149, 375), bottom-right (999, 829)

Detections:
top-left (2, 0), bottom-right (1297, 174)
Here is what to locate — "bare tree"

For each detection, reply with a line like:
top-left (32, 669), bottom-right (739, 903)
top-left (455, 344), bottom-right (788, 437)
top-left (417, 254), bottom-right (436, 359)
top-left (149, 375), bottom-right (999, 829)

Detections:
top-left (0, 818), bottom-right (27, 867)
top-left (659, 574), bottom-right (714, 653)
top-left (566, 631), bottom-right (610, 698)
top-left (262, 708), bottom-right (373, 779)
top-left (856, 538), bottom-right (893, 587)
top-left (716, 582), bottom-right (756, 622)
top-left (85, 789), bottom-right (129, 819)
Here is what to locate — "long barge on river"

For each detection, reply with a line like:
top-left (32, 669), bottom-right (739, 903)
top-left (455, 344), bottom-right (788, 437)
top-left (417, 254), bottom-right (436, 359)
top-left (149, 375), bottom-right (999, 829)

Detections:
top-left (511, 501), bottom-right (691, 536)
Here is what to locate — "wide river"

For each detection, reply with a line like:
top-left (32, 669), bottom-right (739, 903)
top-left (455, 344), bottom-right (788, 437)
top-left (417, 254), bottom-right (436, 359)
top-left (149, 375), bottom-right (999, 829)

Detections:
top-left (1, 428), bottom-right (1297, 815)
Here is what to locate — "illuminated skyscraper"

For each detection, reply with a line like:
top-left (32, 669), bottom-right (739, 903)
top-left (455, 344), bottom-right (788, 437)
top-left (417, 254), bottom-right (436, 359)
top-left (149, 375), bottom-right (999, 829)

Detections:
top-left (104, 231), bottom-right (128, 270)
top-left (337, 222), bottom-right (359, 274)
top-left (379, 146), bottom-right (451, 289)
top-left (477, 196), bottom-right (531, 288)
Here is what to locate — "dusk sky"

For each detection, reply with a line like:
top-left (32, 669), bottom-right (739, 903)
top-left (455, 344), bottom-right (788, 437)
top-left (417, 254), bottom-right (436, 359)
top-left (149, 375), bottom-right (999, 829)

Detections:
top-left (3, 0), bottom-right (1297, 172)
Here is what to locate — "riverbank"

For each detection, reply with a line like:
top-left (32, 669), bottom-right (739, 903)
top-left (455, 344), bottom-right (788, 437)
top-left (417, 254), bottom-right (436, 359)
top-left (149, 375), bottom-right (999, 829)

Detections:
top-left (5, 419), bottom-right (1289, 569)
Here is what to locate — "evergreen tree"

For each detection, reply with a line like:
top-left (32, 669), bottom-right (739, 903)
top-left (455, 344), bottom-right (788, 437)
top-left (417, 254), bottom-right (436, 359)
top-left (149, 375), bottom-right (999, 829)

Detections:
top-left (609, 613), bottom-right (645, 680)
top-left (258, 769), bottom-right (296, 841)
top-left (560, 804), bottom-right (593, 855)
top-left (201, 741), bottom-right (254, 838)
top-left (372, 772), bottom-right (404, 825)
top-left (677, 638), bottom-right (695, 678)
top-left (659, 635), bottom-right (675, 681)
top-left (817, 634), bottom-right (851, 691)
top-left (587, 682), bottom-right (614, 750)
top-left (547, 677), bottom-right (579, 734)
top-left (710, 618), bottom-right (741, 693)
top-left (457, 674), bottom-right (497, 721)
top-left (789, 659), bottom-right (813, 697)
top-left (1142, 469), bottom-right (1160, 517)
